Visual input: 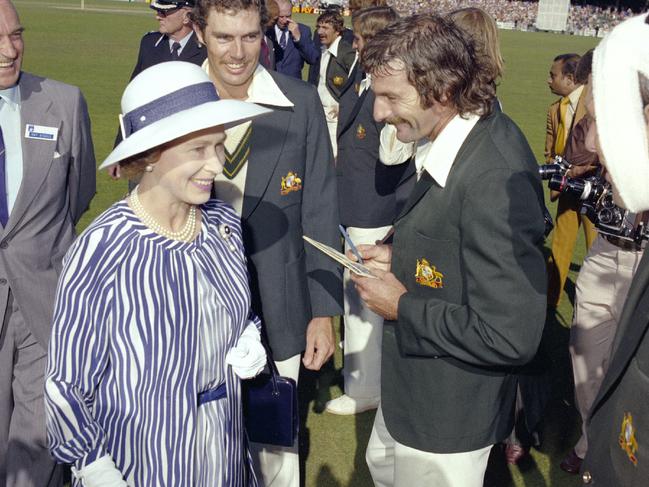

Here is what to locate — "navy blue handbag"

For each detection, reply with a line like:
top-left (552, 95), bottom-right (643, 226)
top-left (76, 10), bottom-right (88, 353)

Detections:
top-left (242, 337), bottom-right (298, 447)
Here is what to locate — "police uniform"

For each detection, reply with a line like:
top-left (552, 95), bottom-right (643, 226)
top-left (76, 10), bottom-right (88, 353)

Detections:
top-left (129, 30), bottom-right (206, 81)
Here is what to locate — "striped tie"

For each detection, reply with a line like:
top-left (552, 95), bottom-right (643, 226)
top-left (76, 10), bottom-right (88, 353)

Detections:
top-left (0, 124), bottom-right (8, 227)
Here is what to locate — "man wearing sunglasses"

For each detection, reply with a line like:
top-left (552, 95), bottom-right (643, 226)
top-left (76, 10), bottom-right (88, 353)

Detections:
top-left (129, 0), bottom-right (206, 80)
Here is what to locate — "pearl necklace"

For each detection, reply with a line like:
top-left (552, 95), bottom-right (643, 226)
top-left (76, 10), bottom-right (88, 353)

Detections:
top-left (129, 186), bottom-right (197, 242)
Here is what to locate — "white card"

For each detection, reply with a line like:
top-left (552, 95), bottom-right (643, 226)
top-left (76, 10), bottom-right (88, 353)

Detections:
top-left (303, 236), bottom-right (377, 279)
top-left (24, 124), bottom-right (59, 141)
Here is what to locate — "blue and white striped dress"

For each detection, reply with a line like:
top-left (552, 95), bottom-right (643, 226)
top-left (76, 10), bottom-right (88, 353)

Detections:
top-left (45, 199), bottom-right (259, 486)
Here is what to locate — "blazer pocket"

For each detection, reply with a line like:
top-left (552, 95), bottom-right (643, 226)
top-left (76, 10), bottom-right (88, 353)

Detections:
top-left (284, 250), bottom-right (312, 337)
top-left (396, 231), bottom-right (460, 302)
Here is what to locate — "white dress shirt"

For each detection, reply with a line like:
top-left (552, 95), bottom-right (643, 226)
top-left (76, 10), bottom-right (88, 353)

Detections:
top-left (167, 30), bottom-right (194, 55)
top-left (0, 84), bottom-right (23, 215)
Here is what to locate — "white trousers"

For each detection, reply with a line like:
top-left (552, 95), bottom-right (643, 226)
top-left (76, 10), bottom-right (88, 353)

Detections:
top-left (250, 354), bottom-right (301, 487)
top-left (342, 225), bottom-right (391, 399)
top-left (570, 235), bottom-right (644, 458)
top-left (327, 118), bottom-right (338, 158)
top-left (366, 406), bottom-right (492, 487)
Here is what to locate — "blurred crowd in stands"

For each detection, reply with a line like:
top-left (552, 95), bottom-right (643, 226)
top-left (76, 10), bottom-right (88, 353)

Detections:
top-left (294, 0), bottom-right (644, 36)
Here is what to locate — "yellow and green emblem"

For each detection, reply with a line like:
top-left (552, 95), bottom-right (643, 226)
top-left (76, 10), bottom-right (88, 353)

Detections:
top-left (415, 259), bottom-right (444, 288)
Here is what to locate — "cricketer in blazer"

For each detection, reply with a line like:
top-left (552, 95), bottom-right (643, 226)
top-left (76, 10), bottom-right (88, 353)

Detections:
top-left (240, 70), bottom-right (343, 360)
top-left (307, 38), bottom-right (356, 101)
top-left (582, 251), bottom-right (649, 485)
top-left (383, 108), bottom-right (547, 453)
top-left (130, 31), bottom-right (206, 80)
top-left (0, 72), bottom-right (96, 351)
top-left (336, 66), bottom-right (410, 228)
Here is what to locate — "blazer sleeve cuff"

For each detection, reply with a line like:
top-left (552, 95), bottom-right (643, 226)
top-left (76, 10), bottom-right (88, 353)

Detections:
top-left (395, 292), bottom-right (444, 358)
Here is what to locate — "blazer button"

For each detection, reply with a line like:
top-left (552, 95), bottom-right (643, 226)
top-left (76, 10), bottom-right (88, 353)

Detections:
top-left (0, 241), bottom-right (7, 249)
top-left (582, 471), bottom-right (592, 484)
top-left (0, 278), bottom-right (7, 285)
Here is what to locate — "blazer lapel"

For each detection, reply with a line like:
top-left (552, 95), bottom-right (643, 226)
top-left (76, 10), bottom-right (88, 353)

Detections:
top-left (338, 88), bottom-right (368, 137)
top-left (338, 61), bottom-right (359, 98)
top-left (395, 171), bottom-right (434, 221)
top-left (4, 74), bottom-right (59, 237)
top-left (591, 251), bottom-right (649, 414)
top-left (241, 105), bottom-right (292, 220)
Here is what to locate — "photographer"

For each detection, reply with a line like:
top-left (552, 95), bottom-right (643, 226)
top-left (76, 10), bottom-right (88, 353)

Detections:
top-left (579, 14), bottom-right (649, 485)
top-left (545, 52), bottom-right (598, 311)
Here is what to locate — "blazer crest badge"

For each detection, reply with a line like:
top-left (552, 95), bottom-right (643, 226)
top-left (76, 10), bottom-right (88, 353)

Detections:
top-left (415, 259), bottom-right (444, 288)
top-left (619, 412), bottom-right (639, 466)
top-left (356, 124), bottom-right (366, 140)
top-left (332, 75), bottom-right (345, 87)
top-left (281, 171), bottom-right (303, 195)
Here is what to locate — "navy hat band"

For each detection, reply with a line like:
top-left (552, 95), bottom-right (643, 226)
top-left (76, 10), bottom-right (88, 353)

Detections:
top-left (122, 82), bottom-right (219, 139)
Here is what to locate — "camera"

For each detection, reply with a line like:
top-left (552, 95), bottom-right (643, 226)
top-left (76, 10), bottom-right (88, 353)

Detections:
top-left (539, 155), bottom-right (571, 180)
top-left (548, 174), bottom-right (648, 244)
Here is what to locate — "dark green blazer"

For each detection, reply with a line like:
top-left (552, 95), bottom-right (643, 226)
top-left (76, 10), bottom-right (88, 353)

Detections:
top-left (382, 109), bottom-right (547, 453)
top-left (582, 250), bottom-right (649, 485)
top-left (307, 39), bottom-right (356, 101)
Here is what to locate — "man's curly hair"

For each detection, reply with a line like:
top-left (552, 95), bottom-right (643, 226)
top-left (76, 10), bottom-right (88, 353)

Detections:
top-left (362, 14), bottom-right (496, 116)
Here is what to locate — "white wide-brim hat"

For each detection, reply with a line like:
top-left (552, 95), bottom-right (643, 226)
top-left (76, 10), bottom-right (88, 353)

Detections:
top-left (99, 62), bottom-right (272, 170)
top-left (592, 13), bottom-right (649, 212)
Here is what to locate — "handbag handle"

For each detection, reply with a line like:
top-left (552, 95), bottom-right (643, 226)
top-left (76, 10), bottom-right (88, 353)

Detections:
top-left (258, 326), bottom-right (281, 396)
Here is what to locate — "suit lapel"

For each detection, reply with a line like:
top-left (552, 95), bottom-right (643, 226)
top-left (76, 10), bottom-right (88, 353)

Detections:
top-left (4, 74), bottom-right (59, 237)
top-left (591, 251), bottom-right (649, 414)
top-left (241, 105), bottom-right (293, 220)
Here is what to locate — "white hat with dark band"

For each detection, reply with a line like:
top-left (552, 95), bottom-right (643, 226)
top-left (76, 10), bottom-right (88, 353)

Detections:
top-left (99, 62), bottom-right (271, 170)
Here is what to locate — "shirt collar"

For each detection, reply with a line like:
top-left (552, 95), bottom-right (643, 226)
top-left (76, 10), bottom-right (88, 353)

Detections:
top-left (326, 35), bottom-right (341, 57)
top-left (568, 85), bottom-right (584, 109)
top-left (169, 30), bottom-right (194, 50)
top-left (416, 113), bottom-right (480, 187)
top-left (201, 60), bottom-right (293, 108)
top-left (0, 83), bottom-right (20, 110)
top-left (246, 65), bottom-right (293, 107)
top-left (275, 25), bottom-right (287, 39)
top-left (359, 72), bottom-right (371, 95)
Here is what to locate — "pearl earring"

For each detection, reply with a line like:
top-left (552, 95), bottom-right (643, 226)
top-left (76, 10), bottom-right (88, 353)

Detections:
top-left (145, 164), bottom-right (154, 172)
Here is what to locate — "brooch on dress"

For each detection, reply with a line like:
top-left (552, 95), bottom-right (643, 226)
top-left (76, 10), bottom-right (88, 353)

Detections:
top-left (218, 223), bottom-right (237, 252)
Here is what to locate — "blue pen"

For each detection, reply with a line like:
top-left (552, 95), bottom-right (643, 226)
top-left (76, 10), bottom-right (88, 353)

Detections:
top-left (339, 225), bottom-right (364, 265)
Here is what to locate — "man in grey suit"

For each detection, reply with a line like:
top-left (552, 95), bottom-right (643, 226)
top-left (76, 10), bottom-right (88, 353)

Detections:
top-left (350, 15), bottom-right (546, 486)
top-left (0, 1), bottom-right (96, 485)
top-left (192, 0), bottom-right (342, 485)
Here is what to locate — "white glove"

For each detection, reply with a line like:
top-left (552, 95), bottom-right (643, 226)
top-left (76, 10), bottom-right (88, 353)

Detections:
top-left (225, 321), bottom-right (267, 379)
top-left (71, 455), bottom-right (128, 487)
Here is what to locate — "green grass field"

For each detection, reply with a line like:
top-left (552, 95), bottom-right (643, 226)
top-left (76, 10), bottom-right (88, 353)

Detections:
top-left (13, 1), bottom-right (599, 485)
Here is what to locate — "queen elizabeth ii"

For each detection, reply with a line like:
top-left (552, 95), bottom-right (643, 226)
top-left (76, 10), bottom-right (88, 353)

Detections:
top-left (45, 62), bottom-right (271, 487)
